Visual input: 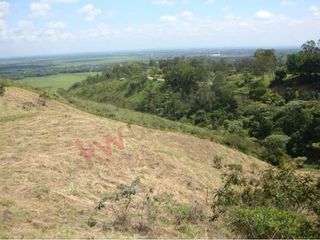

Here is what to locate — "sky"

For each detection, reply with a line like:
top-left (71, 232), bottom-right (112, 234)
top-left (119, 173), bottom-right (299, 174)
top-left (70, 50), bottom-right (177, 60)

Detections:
top-left (0, 0), bottom-right (319, 57)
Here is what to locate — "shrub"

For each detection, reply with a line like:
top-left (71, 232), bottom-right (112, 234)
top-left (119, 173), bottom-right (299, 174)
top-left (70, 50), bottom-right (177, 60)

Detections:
top-left (212, 155), bottom-right (223, 169)
top-left (38, 92), bottom-right (50, 106)
top-left (227, 164), bottom-right (243, 172)
top-left (293, 156), bottom-right (307, 168)
top-left (262, 134), bottom-right (290, 165)
top-left (0, 84), bottom-right (5, 97)
top-left (87, 217), bottom-right (97, 228)
top-left (170, 201), bottom-right (204, 225)
top-left (229, 207), bottom-right (313, 239)
top-left (223, 120), bottom-right (246, 135)
top-left (211, 164), bottom-right (320, 238)
top-left (273, 68), bottom-right (287, 84)
top-left (261, 90), bottom-right (285, 106)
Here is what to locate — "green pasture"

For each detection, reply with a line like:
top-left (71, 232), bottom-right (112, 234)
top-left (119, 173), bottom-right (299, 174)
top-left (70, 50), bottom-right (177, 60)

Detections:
top-left (18, 72), bottom-right (100, 93)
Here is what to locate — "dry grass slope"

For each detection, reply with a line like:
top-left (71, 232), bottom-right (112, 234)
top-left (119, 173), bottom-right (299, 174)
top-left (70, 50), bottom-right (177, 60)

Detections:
top-left (0, 87), bottom-right (268, 238)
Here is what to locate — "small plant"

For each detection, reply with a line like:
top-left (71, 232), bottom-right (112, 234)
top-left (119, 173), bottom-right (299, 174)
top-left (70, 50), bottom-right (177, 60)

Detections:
top-left (293, 156), bottom-right (307, 168)
top-left (171, 201), bottom-right (204, 225)
top-left (0, 84), bottom-right (5, 97)
top-left (227, 164), bottom-right (243, 172)
top-left (87, 217), bottom-right (97, 228)
top-left (37, 93), bottom-right (48, 106)
top-left (96, 178), bottom-right (140, 231)
top-left (22, 102), bottom-right (36, 111)
top-left (212, 155), bottom-right (223, 169)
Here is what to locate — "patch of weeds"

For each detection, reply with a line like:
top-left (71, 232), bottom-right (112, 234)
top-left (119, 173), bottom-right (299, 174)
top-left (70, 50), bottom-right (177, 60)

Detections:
top-left (102, 221), bottom-right (113, 232)
top-left (0, 196), bottom-right (14, 207)
top-left (212, 155), bottom-right (224, 169)
top-left (87, 217), bottom-right (97, 228)
top-left (226, 164), bottom-right (243, 172)
top-left (170, 200), bottom-right (204, 225)
top-left (60, 229), bottom-right (75, 238)
top-left (177, 223), bottom-right (205, 238)
top-left (34, 183), bottom-right (50, 200)
top-left (132, 222), bottom-right (152, 234)
top-left (22, 102), bottom-right (36, 111)
top-left (96, 178), bottom-right (140, 232)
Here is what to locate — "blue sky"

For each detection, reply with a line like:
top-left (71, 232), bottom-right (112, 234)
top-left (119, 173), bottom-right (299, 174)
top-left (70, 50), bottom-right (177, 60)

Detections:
top-left (0, 0), bottom-right (319, 57)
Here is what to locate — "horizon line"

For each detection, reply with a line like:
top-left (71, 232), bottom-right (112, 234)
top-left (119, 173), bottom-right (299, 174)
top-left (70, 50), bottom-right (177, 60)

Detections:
top-left (0, 45), bottom-right (301, 60)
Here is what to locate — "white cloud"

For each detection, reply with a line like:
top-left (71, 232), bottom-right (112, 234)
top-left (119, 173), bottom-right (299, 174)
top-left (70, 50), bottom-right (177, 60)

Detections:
top-left (255, 10), bottom-right (275, 20)
top-left (281, 0), bottom-right (294, 6)
top-left (222, 6), bottom-right (230, 12)
top-left (0, 19), bottom-right (6, 30)
top-left (49, 0), bottom-right (78, 3)
top-left (78, 4), bottom-right (101, 21)
top-left (10, 20), bottom-right (39, 41)
top-left (42, 20), bottom-right (72, 41)
top-left (42, 28), bottom-right (73, 41)
top-left (309, 6), bottom-right (320, 19)
top-left (180, 11), bottom-right (193, 19)
top-left (205, 0), bottom-right (214, 5)
top-left (87, 23), bottom-right (110, 38)
top-left (0, 1), bottom-right (10, 18)
top-left (30, 1), bottom-right (51, 17)
top-left (159, 15), bottom-right (177, 23)
top-left (153, 0), bottom-right (174, 5)
top-left (1, 19), bottom-right (73, 42)
top-left (47, 21), bottom-right (66, 29)
top-left (106, 10), bottom-right (115, 18)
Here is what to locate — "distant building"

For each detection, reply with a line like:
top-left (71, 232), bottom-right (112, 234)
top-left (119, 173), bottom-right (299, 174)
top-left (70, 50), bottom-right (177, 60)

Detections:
top-left (210, 53), bottom-right (223, 57)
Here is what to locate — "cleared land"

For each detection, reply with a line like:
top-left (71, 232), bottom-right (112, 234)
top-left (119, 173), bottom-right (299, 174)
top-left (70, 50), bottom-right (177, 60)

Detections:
top-left (0, 87), bottom-right (268, 238)
top-left (17, 72), bottom-right (100, 93)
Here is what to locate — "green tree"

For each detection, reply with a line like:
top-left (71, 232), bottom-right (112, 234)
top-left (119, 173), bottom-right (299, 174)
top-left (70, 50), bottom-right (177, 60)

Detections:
top-left (287, 39), bottom-right (320, 75)
top-left (164, 58), bottom-right (200, 96)
top-left (262, 134), bottom-right (290, 165)
top-left (253, 49), bottom-right (277, 79)
top-left (273, 68), bottom-right (287, 84)
top-left (248, 79), bottom-right (267, 101)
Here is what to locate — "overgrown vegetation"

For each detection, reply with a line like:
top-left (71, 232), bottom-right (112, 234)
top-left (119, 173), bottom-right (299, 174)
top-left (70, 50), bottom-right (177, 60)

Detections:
top-left (211, 163), bottom-right (320, 238)
top-left (88, 164), bottom-right (320, 238)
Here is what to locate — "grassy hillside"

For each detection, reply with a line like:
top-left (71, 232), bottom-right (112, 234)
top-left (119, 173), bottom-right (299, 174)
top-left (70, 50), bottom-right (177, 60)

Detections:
top-left (17, 72), bottom-right (101, 94)
top-left (65, 59), bottom-right (320, 168)
top-left (0, 87), bottom-right (268, 238)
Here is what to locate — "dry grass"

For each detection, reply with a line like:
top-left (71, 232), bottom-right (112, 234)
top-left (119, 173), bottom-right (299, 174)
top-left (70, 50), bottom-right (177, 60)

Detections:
top-left (0, 87), bottom-right (268, 238)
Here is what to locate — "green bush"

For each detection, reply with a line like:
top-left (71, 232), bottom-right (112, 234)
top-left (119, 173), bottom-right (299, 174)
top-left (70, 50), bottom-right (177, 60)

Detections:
top-left (212, 164), bottom-right (320, 238)
top-left (262, 134), bottom-right (290, 165)
top-left (293, 156), bottom-right (307, 168)
top-left (170, 201), bottom-right (204, 225)
top-left (229, 207), bottom-right (313, 239)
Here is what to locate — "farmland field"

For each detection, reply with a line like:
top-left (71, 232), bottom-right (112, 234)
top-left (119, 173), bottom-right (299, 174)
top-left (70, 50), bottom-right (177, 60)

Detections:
top-left (17, 72), bottom-right (101, 93)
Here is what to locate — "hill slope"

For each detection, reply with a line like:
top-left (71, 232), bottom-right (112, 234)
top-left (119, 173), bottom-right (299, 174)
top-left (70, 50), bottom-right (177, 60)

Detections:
top-left (0, 87), bottom-right (268, 238)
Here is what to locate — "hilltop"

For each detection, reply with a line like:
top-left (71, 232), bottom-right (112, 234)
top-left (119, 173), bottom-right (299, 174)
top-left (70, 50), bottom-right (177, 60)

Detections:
top-left (0, 87), bottom-right (268, 238)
